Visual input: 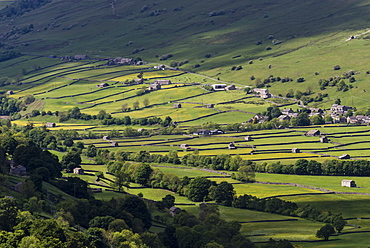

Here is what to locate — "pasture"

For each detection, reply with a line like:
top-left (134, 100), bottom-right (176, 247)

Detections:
top-left (2, 48), bottom-right (370, 248)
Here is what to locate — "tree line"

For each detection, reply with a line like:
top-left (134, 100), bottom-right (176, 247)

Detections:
top-left (99, 148), bottom-right (370, 177)
top-left (233, 194), bottom-right (346, 233)
top-left (253, 158), bottom-right (370, 176)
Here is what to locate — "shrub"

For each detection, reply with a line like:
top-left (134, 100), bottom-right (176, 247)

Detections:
top-left (272, 39), bottom-right (282, 45)
top-left (296, 77), bottom-right (305, 83)
top-left (334, 65), bottom-right (341, 70)
top-left (140, 5), bottom-right (148, 12)
top-left (159, 54), bottom-right (173, 61)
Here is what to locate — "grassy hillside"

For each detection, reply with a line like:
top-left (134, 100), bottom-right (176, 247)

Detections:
top-left (0, 0), bottom-right (370, 110)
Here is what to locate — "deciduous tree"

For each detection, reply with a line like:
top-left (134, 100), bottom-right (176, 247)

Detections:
top-left (212, 181), bottom-right (235, 206)
top-left (316, 224), bottom-right (335, 241)
top-left (187, 177), bottom-right (212, 202)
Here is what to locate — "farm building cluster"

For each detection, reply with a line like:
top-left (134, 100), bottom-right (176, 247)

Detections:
top-left (249, 104), bottom-right (368, 124)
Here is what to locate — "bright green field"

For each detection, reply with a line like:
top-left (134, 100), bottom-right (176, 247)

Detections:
top-left (255, 173), bottom-right (370, 194)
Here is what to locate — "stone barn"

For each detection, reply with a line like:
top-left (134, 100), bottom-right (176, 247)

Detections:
top-left (228, 143), bottom-right (236, 149)
top-left (96, 82), bottom-right (109, 88)
top-left (170, 206), bottom-right (181, 216)
top-left (180, 144), bottom-right (190, 150)
top-left (338, 154), bottom-right (351, 159)
top-left (305, 129), bottom-right (321, 136)
top-left (73, 167), bottom-right (84, 175)
top-left (341, 180), bottom-right (356, 188)
top-left (10, 165), bottom-right (27, 176)
top-left (173, 103), bottom-right (182, 108)
top-left (46, 122), bottom-right (56, 128)
top-left (292, 148), bottom-right (300, 153)
top-left (320, 136), bottom-right (328, 143)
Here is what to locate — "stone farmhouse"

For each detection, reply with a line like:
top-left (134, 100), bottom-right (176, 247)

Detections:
top-left (193, 129), bottom-right (211, 136)
top-left (278, 115), bottom-right (291, 122)
top-left (154, 64), bottom-right (166, 70)
top-left (248, 114), bottom-right (269, 124)
top-left (253, 88), bottom-right (271, 99)
top-left (330, 104), bottom-right (352, 114)
top-left (212, 84), bottom-right (227, 91)
top-left (347, 115), bottom-right (370, 124)
top-left (193, 129), bottom-right (224, 136)
top-left (154, 79), bottom-right (171, 85)
top-left (10, 165), bottom-right (26, 176)
top-left (107, 57), bottom-right (139, 65)
top-left (282, 108), bottom-right (294, 115)
top-left (149, 83), bottom-right (161, 91)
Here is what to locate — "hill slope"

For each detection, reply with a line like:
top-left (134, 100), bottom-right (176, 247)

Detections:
top-left (0, 0), bottom-right (368, 60)
top-left (1, 0), bottom-right (370, 109)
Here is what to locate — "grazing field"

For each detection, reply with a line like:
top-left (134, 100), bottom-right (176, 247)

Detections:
top-left (281, 194), bottom-right (370, 218)
top-left (255, 173), bottom-right (370, 194)
top-left (3, 53), bottom-right (370, 248)
top-left (181, 205), bottom-right (327, 243)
